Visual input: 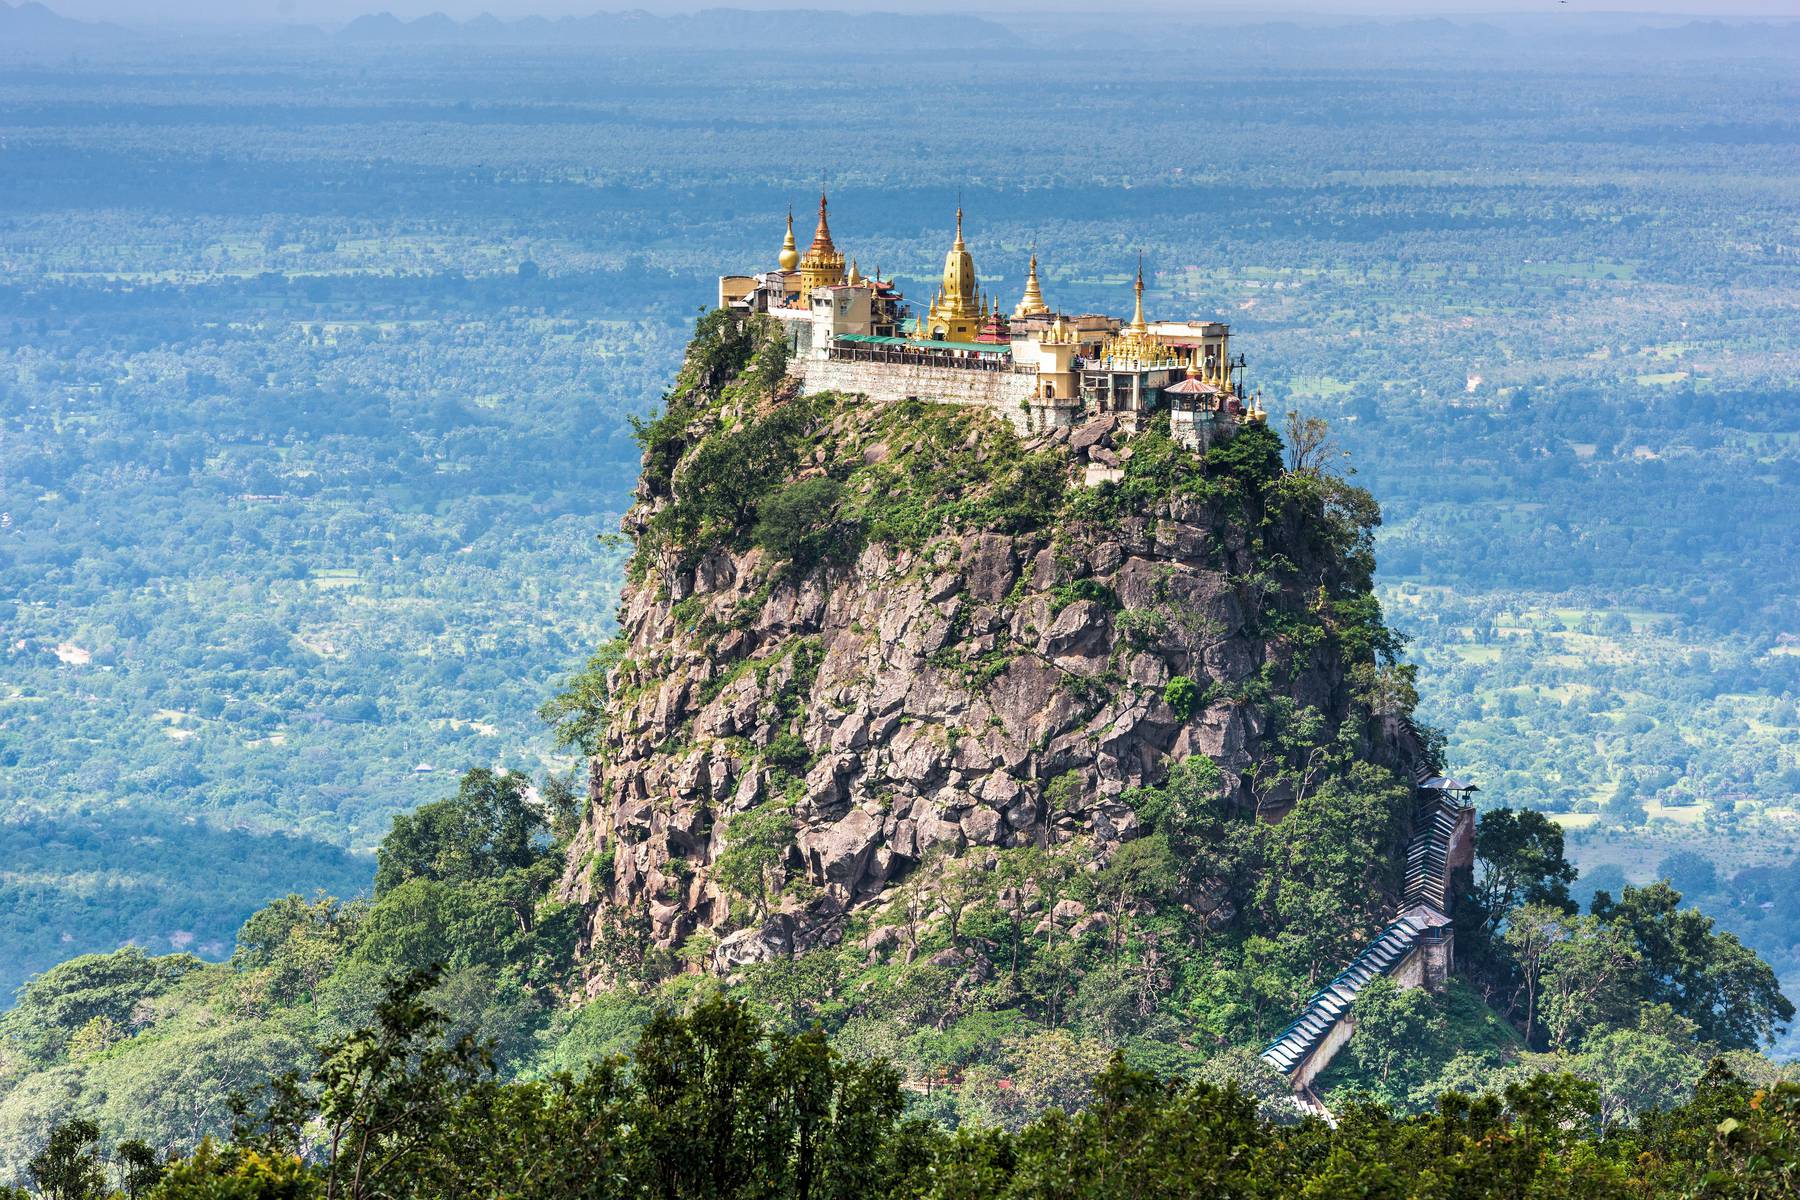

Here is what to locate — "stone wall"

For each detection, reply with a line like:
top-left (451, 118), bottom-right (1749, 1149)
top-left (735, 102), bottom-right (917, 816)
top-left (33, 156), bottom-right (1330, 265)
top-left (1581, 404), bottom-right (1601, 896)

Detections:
top-left (797, 357), bottom-right (1037, 429)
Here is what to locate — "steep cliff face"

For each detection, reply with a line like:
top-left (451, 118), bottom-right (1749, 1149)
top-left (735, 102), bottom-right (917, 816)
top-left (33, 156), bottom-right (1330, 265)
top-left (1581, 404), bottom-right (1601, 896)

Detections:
top-left (558, 316), bottom-right (1428, 983)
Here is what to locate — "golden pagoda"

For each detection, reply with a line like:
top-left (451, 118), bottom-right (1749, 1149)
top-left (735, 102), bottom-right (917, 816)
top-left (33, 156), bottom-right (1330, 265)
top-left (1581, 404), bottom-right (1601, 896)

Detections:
top-left (1013, 250), bottom-right (1049, 318)
top-left (917, 207), bottom-right (984, 344)
top-left (1099, 255), bottom-right (1172, 366)
top-left (778, 208), bottom-right (800, 272)
top-left (797, 191), bottom-right (846, 295)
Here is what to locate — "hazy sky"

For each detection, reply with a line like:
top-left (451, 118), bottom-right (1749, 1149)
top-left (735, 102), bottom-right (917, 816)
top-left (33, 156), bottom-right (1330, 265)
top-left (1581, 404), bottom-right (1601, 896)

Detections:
top-left (40, 0), bottom-right (1800, 30)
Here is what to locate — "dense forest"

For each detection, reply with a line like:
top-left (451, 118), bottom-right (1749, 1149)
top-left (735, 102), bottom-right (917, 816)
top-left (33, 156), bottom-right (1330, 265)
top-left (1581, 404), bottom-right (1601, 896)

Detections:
top-left (5, 974), bottom-right (1798, 1199)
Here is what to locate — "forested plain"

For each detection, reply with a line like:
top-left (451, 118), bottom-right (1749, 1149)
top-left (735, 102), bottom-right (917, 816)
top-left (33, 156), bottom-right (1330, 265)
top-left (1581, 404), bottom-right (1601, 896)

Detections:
top-left (1, 12), bottom-right (1798, 1167)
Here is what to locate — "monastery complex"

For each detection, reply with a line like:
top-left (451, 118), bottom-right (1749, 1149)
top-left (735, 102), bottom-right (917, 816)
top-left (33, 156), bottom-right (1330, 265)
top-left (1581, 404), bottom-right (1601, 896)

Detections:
top-left (719, 195), bottom-right (1266, 449)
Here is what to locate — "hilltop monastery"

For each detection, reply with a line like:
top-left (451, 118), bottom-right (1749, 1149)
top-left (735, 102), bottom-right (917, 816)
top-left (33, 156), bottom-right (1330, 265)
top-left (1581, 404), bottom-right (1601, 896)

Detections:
top-left (719, 194), bottom-right (1265, 447)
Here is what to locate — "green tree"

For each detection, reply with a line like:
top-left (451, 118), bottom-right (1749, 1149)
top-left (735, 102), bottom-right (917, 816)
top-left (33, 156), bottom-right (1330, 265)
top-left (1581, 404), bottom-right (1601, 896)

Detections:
top-left (1, 948), bottom-right (201, 1065)
top-left (237, 966), bottom-right (490, 1200)
top-left (1572, 1008), bottom-right (1705, 1132)
top-left (115, 1138), bottom-right (163, 1200)
top-left (27, 1118), bottom-right (106, 1200)
top-left (1252, 763), bottom-right (1409, 989)
top-left (625, 996), bottom-right (905, 1200)
top-left (753, 477), bottom-right (857, 570)
top-left (1468, 808), bottom-right (1578, 936)
top-left (373, 769), bottom-right (545, 896)
top-left (1344, 978), bottom-right (1449, 1099)
top-left (232, 894), bottom-right (362, 1006)
top-left (1592, 882), bottom-right (1795, 1049)
top-left (539, 637), bottom-right (626, 758)
top-left (713, 802), bottom-right (796, 921)
top-left (1536, 915), bottom-right (1642, 1053)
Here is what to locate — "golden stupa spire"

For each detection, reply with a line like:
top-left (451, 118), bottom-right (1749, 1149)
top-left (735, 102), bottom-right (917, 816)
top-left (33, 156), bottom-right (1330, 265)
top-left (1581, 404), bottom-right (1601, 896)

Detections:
top-left (1014, 247), bottom-right (1049, 318)
top-left (1187, 344), bottom-right (1203, 380)
top-left (809, 191), bottom-right (835, 254)
top-left (797, 190), bottom-right (846, 294)
top-left (1129, 253), bottom-right (1148, 333)
top-left (778, 207), bottom-right (799, 272)
top-left (920, 201), bottom-right (983, 342)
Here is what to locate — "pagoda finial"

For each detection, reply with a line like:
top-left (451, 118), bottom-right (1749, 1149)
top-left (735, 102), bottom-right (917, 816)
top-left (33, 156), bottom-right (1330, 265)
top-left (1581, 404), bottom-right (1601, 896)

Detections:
top-left (1014, 246), bottom-right (1049, 318)
top-left (1130, 253), bottom-right (1148, 333)
top-left (778, 207), bottom-right (799, 272)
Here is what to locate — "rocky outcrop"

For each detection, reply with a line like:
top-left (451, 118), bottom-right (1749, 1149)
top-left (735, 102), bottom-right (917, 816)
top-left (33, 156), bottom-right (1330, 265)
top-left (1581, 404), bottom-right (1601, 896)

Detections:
top-left (557, 391), bottom-right (1425, 988)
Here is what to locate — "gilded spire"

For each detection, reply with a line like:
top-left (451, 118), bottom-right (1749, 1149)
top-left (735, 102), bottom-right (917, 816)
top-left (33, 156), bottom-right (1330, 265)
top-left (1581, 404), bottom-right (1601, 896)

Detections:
top-left (1100, 253), bottom-right (1169, 368)
top-left (1129, 253), bottom-right (1148, 333)
top-left (1187, 344), bottom-right (1202, 380)
top-left (797, 190), bottom-right (846, 294)
top-left (809, 191), bottom-right (836, 257)
top-left (778, 207), bottom-right (799, 272)
top-left (1013, 248), bottom-right (1049, 318)
top-left (921, 203), bottom-right (982, 342)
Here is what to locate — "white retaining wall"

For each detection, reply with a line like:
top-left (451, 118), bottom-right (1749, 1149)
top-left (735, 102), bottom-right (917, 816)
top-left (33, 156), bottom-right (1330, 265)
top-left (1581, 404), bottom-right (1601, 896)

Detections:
top-left (797, 358), bottom-right (1038, 430)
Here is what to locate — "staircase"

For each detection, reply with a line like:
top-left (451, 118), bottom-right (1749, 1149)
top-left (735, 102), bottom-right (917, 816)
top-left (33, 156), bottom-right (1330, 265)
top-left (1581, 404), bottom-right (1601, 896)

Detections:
top-left (1260, 775), bottom-right (1474, 1089)
top-left (1258, 913), bottom-right (1430, 1078)
top-left (1402, 793), bottom-right (1462, 913)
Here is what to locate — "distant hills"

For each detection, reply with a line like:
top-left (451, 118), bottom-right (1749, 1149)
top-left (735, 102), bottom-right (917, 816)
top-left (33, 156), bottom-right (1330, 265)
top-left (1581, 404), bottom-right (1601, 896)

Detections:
top-left (0, 0), bottom-right (131, 48)
top-left (0, 3), bottom-right (1018, 55)
top-left (331, 8), bottom-right (1018, 50)
top-left (4, 3), bottom-right (1798, 62)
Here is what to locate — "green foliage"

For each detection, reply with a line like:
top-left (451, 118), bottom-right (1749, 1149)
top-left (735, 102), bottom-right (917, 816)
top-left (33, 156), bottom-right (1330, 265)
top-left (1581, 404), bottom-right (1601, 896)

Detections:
top-left (1161, 676), bottom-right (1200, 720)
top-left (1457, 807), bottom-right (1580, 983)
top-left (840, 401), bottom-right (1068, 549)
top-left (149, 1141), bottom-right (315, 1200)
top-left (373, 769), bottom-right (546, 897)
top-left (1058, 421), bottom-right (1222, 528)
top-left (539, 638), bottom-right (627, 758)
top-left (1204, 421), bottom-right (1285, 508)
top-left (1343, 978), bottom-right (1452, 1097)
top-left (27, 1117), bottom-right (105, 1200)
top-left (635, 310), bottom-right (788, 499)
top-left (1047, 579), bottom-right (1119, 615)
top-left (752, 478), bottom-right (858, 571)
top-left (713, 802), bottom-right (797, 921)
top-left (1590, 883), bottom-right (1795, 1050)
top-left (1, 948), bottom-right (201, 1067)
top-left (10, 973), bottom-right (1800, 1196)
top-left (231, 894), bottom-right (361, 1006)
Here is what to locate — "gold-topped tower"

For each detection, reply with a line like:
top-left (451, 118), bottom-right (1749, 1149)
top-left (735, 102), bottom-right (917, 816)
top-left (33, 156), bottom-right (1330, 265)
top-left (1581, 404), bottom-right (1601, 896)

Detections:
top-left (1013, 250), bottom-right (1049, 318)
top-left (918, 207), bottom-right (985, 343)
top-left (1100, 255), bottom-right (1173, 367)
top-left (778, 208), bottom-right (800, 272)
top-left (797, 191), bottom-right (847, 295)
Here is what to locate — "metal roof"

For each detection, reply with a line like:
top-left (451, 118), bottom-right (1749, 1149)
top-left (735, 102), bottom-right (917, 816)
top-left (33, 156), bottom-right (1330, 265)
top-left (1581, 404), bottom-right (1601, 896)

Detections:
top-left (833, 333), bottom-right (1011, 355)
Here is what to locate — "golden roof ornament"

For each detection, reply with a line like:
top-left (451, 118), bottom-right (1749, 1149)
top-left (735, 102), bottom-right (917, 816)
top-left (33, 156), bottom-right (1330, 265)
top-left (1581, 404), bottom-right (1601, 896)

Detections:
top-left (778, 208), bottom-right (799, 272)
top-left (1099, 253), bottom-right (1171, 367)
top-left (1013, 249), bottom-right (1049, 318)
top-left (797, 190), bottom-right (846, 294)
top-left (1129, 253), bottom-right (1149, 334)
top-left (919, 203), bottom-right (984, 342)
